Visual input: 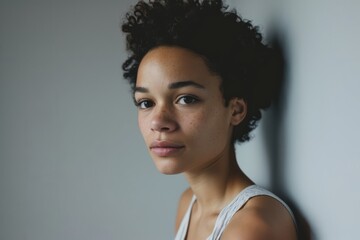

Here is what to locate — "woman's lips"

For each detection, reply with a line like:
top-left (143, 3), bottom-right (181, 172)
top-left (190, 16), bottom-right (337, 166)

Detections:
top-left (150, 141), bottom-right (185, 157)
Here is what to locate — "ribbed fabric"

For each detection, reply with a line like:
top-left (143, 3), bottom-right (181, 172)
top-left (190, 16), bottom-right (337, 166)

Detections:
top-left (174, 185), bottom-right (296, 240)
top-left (174, 195), bottom-right (196, 240)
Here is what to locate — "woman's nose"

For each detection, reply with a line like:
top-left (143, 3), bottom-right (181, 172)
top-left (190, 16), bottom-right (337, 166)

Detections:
top-left (150, 106), bottom-right (178, 132)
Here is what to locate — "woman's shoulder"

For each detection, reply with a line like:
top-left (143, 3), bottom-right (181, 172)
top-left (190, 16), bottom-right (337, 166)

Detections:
top-left (175, 187), bottom-right (193, 232)
top-left (221, 195), bottom-right (297, 240)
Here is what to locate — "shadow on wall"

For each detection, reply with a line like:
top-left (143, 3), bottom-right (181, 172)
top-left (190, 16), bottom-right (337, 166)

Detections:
top-left (262, 32), bottom-right (313, 240)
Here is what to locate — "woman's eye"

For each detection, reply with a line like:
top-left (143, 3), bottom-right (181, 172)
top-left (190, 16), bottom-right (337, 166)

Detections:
top-left (136, 100), bottom-right (154, 109)
top-left (177, 95), bottom-right (199, 105)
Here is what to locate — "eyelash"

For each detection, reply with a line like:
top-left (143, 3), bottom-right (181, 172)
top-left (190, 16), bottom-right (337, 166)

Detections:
top-left (135, 95), bottom-right (200, 109)
top-left (176, 95), bottom-right (200, 105)
top-left (135, 99), bottom-right (154, 109)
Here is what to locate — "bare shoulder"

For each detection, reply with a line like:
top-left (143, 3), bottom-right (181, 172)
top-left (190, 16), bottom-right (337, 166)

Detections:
top-left (221, 196), bottom-right (297, 240)
top-left (175, 187), bottom-right (194, 233)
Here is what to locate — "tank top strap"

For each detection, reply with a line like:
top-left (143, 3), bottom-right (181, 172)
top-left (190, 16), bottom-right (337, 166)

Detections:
top-left (174, 195), bottom-right (197, 240)
top-left (174, 185), bottom-right (296, 240)
top-left (207, 185), bottom-right (296, 240)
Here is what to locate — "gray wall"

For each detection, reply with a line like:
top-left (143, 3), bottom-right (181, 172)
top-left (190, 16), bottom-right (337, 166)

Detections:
top-left (1, 0), bottom-right (359, 240)
top-left (0, 0), bottom-right (186, 239)
top-left (229, 0), bottom-right (360, 239)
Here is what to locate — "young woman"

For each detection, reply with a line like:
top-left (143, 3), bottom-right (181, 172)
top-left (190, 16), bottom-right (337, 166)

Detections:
top-left (122, 0), bottom-right (297, 239)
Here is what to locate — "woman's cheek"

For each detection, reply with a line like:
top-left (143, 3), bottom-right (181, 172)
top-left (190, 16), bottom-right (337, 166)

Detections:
top-left (184, 113), bottom-right (206, 131)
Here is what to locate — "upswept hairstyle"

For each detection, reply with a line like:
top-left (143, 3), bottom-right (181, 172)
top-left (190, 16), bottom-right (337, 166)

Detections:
top-left (122, 0), bottom-right (282, 143)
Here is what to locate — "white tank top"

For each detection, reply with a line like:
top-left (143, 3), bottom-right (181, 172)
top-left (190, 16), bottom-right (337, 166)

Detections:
top-left (174, 185), bottom-right (296, 240)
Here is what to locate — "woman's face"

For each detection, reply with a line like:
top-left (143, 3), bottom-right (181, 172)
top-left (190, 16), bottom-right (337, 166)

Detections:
top-left (135, 46), bottom-right (244, 175)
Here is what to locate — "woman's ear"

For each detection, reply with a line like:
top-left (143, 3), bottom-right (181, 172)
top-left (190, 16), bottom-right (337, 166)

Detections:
top-left (230, 98), bottom-right (247, 126)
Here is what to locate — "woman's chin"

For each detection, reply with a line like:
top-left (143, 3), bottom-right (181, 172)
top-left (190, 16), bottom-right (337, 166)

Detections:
top-left (152, 158), bottom-right (185, 175)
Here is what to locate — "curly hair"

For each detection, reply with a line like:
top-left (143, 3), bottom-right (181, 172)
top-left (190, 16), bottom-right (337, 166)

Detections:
top-left (122, 0), bottom-right (282, 143)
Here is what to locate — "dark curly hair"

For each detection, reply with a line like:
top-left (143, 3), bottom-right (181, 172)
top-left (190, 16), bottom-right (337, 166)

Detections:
top-left (122, 0), bottom-right (282, 143)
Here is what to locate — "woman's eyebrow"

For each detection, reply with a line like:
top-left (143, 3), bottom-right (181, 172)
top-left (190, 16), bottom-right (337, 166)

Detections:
top-left (134, 86), bottom-right (149, 93)
top-left (168, 80), bottom-right (205, 89)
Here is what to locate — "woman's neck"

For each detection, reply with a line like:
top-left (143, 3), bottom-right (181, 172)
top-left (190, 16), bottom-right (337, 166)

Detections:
top-left (183, 146), bottom-right (253, 216)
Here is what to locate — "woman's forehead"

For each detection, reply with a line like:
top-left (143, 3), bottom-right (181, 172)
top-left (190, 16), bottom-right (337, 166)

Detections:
top-left (137, 46), bottom-right (222, 88)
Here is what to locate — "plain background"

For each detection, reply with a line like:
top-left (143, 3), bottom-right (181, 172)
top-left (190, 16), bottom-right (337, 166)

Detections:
top-left (1, 0), bottom-right (359, 239)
